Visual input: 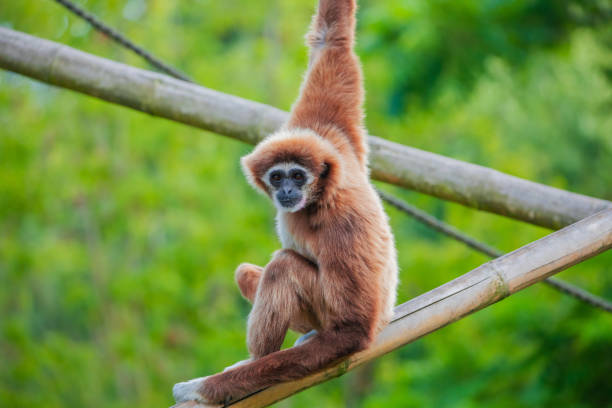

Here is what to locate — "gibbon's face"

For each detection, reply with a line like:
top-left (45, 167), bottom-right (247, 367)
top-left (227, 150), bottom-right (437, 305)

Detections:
top-left (263, 162), bottom-right (315, 213)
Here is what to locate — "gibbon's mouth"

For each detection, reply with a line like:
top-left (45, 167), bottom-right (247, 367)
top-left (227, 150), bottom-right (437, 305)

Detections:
top-left (278, 196), bottom-right (307, 212)
top-left (279, 196), bottom-right (300, 207)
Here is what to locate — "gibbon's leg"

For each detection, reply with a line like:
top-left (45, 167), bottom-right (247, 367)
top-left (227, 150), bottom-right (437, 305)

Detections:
top-left (246, 249), bottom-right (320, 358)
top-left (235, 263), bottom-right (263, 303)
top-left (198, 325), bottom-right (371, 404)
top-left (236, 261), bottom-right (318, 333)
top-left (288, 0), bottom-right (367, 165)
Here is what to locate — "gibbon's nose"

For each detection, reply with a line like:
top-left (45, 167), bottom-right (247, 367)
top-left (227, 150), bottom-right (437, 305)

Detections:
top-left (281, 186), bottom-right (294, 195)
top-left (279, 178), bottom-right (296, 196)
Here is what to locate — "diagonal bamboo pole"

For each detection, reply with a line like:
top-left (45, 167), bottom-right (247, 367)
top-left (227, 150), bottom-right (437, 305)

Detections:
top-left (375, 188), bottom-right (612, 313)
top-left (0, 27), bottom-right (610, 230)
top-left (172, 208), bottom-right (612, 408)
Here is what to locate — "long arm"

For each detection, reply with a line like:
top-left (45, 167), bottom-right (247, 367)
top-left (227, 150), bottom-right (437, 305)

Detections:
top-left (287, 0), bottom-right (368, 166)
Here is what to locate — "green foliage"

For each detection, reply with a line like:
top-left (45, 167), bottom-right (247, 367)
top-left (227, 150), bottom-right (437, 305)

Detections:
top-left (1, 1), bottom-right (611, 407)
top-left (360, 0), bottom-right (611, 113)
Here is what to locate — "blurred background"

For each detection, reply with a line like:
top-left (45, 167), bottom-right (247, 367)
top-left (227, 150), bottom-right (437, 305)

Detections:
top-left (1, 0), bottom-right (611, 407)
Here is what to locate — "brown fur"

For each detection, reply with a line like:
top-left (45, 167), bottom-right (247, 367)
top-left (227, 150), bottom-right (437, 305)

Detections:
top-left (194, 0), bottom-right (398, 404)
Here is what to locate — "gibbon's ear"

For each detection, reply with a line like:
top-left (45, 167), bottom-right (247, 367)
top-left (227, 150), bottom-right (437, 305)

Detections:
top-left (320, 162), bottom-right (330, 179)
top-left (316, 152), bottom-right (343, 202)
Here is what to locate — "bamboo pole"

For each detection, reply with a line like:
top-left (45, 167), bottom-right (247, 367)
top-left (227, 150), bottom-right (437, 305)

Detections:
top-left (171, 208), bottom-right (612, 408)
top-left (0, 27), bottom-right (610, 229)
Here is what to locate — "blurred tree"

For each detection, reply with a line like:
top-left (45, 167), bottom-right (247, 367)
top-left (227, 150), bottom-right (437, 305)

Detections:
top-left (359, 0), bottom-right (612, 114)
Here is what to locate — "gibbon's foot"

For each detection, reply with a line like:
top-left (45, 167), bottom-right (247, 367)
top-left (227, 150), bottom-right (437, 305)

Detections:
top-left (223, 358), bottom-right (252, 372)
top-left (172, 376), bottom-right (211, 405)
top-left (294, 329), bottom-right (317, 346)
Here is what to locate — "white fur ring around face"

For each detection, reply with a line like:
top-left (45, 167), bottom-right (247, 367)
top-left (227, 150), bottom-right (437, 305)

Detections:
top-left (172, 376), bottom-right (210, 404)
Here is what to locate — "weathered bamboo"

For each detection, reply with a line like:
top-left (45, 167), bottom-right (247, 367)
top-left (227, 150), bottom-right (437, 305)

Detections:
top-left (1, 27), bottom-right (610, 229)
top-left (170, 208), bottom-right (612, 408)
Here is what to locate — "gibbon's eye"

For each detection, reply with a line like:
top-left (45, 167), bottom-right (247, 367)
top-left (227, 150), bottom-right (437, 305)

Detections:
top-left (269, 171), bottom-right (283, 185)
top-left (292, 172), bottom-right (304, 181)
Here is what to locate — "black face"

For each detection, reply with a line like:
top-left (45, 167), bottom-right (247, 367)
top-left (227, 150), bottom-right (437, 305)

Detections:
top-left (269, 168), bottom-right (307, 209)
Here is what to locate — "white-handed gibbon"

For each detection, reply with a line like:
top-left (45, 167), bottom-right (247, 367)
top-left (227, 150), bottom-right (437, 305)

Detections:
top-left (173, 0), bottom-right (397, 404)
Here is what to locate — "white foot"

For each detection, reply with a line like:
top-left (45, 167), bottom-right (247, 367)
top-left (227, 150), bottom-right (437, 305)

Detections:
top-left (223, 358), bottom-right (252, 372)
top-left (172, 376), bottom-right (210, 404)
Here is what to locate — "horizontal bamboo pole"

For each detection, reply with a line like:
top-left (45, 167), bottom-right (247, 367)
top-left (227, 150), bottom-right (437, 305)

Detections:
top-left (173, 208), bottom-right (612, 408)
top-left (1, 27), bottom-right (610, 229)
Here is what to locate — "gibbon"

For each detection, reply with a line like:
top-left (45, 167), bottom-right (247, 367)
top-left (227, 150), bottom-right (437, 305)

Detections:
top-left (173, 0), bottom-right (397, 404)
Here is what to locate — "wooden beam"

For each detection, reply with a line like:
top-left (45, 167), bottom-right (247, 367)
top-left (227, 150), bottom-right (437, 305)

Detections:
top-left (1, 27), bottom-right (610, 229)
top-left (170, 208), bottom-right (612, 408)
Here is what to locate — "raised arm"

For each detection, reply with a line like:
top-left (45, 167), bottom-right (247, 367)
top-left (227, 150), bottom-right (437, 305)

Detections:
top-left (287, 0), bottom-right (368, 166)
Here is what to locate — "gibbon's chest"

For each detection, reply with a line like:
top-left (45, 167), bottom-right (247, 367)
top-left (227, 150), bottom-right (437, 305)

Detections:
top-left (276, 214), bottom-right (316, 263)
